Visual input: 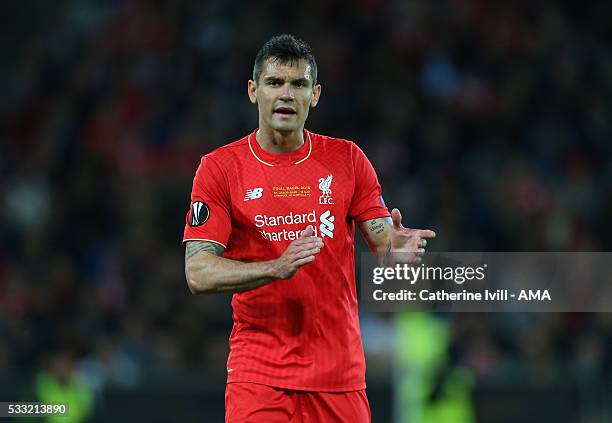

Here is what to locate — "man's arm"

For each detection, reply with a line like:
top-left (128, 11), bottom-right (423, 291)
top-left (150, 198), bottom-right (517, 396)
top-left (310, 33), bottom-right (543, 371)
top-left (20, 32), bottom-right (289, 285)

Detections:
top-left (185, 226), bottom-right (323, 294)
top-left (358, 216), bottom-right (394, 266)
top-left (358, 208), bottom-right (436, 266)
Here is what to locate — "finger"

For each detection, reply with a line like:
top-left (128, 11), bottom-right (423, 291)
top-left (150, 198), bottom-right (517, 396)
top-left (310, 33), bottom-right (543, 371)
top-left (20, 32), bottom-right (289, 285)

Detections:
top-left (293, 247), bottom-right (322, 260)
top-left (290, 237), bottom-right (320, 250)
top-left (398, 248), bottom-right (425, 255)
top-left (391, 208), bottom-right (402, 229)
top-left (292, 237), bottom-right (323, 249)
top-left (300, 225), bottom-right (315, 238)
top-left (291, 237), bottom-right (312, 246)
top-left (399, 229), bottom-right (436, 239)
top-left (418, 229), bottom-right (436, 238)
top-left (419, 239), bottom-right (427, 248)
top-left (294, 255), bottom-right (316, 267)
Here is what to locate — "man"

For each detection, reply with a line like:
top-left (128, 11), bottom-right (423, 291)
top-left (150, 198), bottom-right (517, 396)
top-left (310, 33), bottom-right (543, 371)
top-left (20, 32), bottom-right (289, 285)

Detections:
top-left (183, 34), bottom-right (435, 422)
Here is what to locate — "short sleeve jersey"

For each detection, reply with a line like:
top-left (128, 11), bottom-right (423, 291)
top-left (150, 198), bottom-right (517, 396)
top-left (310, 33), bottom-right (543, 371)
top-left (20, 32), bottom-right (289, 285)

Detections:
top-left (183, 129), bottom-right (390, 392)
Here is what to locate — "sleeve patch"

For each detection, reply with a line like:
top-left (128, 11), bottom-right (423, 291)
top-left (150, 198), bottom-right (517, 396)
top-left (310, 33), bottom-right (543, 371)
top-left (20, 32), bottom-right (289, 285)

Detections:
top-left (190, 201), bottom-right (210, 226)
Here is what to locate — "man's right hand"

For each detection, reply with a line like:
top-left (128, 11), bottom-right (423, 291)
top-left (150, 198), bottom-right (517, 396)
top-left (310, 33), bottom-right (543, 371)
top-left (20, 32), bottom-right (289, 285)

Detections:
top-left (272, 225), bottom-right (323, 279)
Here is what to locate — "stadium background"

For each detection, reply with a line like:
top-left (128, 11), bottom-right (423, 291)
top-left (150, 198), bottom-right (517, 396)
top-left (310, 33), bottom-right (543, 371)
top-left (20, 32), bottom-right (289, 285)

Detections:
top-left (1, 0), bottom-right (610, 421)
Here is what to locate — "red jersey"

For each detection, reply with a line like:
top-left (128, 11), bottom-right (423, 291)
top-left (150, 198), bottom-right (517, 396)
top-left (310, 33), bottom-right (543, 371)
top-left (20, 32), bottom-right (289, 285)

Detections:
top-left (183, 129), bottom-right (390, 391)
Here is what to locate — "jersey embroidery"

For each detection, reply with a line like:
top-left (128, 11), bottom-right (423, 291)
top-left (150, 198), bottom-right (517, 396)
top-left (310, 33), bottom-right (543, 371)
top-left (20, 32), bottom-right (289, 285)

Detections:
top-left (318, 174), bottom-right (334, 204)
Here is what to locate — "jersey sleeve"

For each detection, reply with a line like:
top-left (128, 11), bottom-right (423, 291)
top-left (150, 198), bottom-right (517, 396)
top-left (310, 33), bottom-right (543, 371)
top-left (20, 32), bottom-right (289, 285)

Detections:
top-left (182, 155), bottom-right (232, 248)
top-left (348, 143), bottom-right (391, 222)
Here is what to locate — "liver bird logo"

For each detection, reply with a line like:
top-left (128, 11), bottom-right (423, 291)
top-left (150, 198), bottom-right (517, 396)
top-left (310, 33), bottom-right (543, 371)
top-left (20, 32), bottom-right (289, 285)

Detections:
top-left (318, 175), bottom-right (333, 197)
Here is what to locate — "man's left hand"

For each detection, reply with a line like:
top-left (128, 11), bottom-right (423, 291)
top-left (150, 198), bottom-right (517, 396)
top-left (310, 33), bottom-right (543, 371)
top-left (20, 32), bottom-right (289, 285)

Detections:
top-left (390, 208), bottom-right (436, 261)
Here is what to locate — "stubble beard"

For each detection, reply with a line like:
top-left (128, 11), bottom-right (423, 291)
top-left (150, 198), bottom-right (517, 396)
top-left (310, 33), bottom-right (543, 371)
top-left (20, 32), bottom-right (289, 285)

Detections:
top-left (270, 115), bottom-right (302, 133)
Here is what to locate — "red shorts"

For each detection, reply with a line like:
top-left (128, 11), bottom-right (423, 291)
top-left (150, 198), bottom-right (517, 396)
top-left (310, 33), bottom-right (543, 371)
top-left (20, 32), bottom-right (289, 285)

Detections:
top-left (225, 382), bottom-right (371, 422)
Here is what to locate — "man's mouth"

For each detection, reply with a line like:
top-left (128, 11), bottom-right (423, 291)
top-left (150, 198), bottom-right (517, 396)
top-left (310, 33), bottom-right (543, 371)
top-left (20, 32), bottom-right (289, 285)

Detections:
top-left (274, 107), bottom-right (297, 115)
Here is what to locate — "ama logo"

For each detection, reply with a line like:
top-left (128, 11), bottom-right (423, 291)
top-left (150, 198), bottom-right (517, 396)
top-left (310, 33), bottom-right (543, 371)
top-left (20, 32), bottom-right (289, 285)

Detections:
top-left (518, 290), bottom-right (551, 301)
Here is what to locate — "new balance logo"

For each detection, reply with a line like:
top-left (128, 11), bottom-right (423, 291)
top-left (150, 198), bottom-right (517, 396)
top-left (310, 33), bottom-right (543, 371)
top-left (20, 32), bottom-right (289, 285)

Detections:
top-left (319, 210), bottom-right (335, 238)
top-left (244, 188), bottom-right (264, 201)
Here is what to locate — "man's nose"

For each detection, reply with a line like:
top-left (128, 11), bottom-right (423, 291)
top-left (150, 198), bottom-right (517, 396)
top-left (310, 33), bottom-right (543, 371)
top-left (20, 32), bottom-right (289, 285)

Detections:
top-left (279, 83), bottom-right (294, 100)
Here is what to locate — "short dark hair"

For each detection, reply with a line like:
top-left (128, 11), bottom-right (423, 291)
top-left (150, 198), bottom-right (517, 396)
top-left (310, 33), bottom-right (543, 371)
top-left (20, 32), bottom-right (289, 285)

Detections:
top-left (253, 34), bottom-right (318, 86)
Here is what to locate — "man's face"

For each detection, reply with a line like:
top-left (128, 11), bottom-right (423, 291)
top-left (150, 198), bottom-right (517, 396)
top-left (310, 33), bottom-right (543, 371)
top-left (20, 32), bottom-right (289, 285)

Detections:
top-left (248, 58), bottom-right (321, 133)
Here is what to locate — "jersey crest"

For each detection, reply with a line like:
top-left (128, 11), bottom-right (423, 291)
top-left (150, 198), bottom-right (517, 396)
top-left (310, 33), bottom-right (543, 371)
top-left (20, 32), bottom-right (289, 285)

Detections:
top-left (318, 175), bottom-right (334, 205)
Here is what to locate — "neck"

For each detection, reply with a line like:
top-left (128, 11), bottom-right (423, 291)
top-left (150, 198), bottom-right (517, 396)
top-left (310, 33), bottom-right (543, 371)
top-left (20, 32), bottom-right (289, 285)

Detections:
top-left (256, 126), bottom-right (304, 154)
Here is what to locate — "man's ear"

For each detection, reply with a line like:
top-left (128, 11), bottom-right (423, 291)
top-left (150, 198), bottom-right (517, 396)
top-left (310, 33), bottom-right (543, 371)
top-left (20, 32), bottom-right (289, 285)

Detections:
top-left (247, 80), bottom-right (257, 104)
top-left (310, 84), bottom-right (322, 108)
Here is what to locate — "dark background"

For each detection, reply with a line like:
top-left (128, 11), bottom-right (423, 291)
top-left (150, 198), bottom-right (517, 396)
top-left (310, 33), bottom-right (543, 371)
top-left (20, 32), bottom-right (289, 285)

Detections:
top-left (1, 0), bottom-right (611, 421)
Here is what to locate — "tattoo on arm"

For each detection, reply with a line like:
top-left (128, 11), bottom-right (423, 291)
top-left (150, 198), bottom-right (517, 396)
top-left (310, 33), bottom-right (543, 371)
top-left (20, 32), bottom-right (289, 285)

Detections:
top-left (185, 241), bottom-right (224, 263)
top-left (363, 217), bottom-right (394, 265)
top-left (367, 217), bottom-right (390, 235)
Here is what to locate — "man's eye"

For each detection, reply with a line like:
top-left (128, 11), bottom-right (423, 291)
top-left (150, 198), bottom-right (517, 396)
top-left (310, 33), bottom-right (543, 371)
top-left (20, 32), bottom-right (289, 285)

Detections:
top-left (268, 81), bottom-right (281, 86)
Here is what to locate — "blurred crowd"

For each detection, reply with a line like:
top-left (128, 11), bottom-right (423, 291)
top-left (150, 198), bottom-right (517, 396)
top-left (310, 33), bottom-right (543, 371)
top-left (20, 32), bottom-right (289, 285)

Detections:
top-left (1, 0), bottom-right (611, 418)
